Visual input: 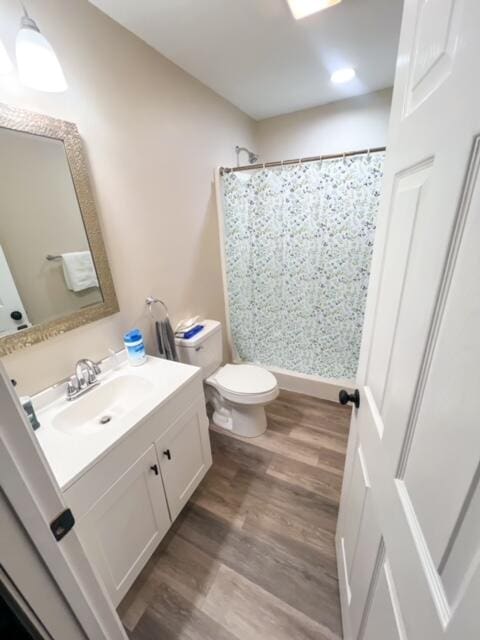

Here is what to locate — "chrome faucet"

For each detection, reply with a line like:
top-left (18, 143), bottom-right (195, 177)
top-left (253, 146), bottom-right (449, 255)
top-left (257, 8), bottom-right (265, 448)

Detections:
top-left (66, 358), bottom-right (101, 400)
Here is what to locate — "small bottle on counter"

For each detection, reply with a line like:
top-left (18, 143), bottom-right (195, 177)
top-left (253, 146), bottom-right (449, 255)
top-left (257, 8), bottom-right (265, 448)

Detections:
top-left (124, 328), bottom-right (147, 366)
top-left (20, 396), bottom-right (41, 430)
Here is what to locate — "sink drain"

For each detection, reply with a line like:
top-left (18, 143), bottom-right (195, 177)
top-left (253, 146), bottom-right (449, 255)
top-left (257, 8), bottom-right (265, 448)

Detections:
top-left (99, 415), bottom-right (112, 425)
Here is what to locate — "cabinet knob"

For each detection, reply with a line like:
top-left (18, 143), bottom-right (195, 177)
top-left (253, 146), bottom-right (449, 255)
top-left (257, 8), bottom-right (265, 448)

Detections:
top-left (150, 464), bottom-right (159, 475)
top-left (163, 449), bottom-right (172, 460)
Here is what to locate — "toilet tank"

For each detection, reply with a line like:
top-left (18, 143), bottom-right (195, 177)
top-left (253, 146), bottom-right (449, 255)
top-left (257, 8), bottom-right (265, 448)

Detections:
top-left (175, 320), bottom-right (222, 378)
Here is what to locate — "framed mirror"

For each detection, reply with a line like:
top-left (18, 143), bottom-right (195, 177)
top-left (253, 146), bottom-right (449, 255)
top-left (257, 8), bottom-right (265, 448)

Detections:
top-left (0, 103), bottom-right (118, 355)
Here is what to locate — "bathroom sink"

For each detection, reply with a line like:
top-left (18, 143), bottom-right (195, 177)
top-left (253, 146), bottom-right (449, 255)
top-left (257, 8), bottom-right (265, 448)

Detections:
top-left (52, 375), bottom-right (154, 434)
top-left (34, 354), bottom-right (202, 490)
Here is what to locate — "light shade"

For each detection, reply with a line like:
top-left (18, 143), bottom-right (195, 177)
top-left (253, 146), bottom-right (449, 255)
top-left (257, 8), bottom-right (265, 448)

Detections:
top-left (0, 39), bottom-right (13, 75)
top-left (16, 15), bottom-right (67, 92)
top-left (331, 67), bottom-right (356, 84)
top-left (287, 0), bottom-right (342, 20)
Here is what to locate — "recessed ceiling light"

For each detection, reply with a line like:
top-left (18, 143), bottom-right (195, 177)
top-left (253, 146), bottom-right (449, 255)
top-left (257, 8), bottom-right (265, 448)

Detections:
top-left (331, 67), bottom-right (356, 84)
top-left (287, 0), bottom-right (342, 20)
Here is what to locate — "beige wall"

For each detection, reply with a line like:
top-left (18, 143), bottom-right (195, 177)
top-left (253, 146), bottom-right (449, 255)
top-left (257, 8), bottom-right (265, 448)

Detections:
top-left (0, 0), bottom-right (255, 394)
top-left (0, 128), bottom-right (101, 326)
top-left (256, 88), bottom-right (392, 162)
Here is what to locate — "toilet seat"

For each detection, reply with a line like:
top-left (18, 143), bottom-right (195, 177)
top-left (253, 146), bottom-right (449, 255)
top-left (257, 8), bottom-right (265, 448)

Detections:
top-left (206, 364), bottom-right (278, 405)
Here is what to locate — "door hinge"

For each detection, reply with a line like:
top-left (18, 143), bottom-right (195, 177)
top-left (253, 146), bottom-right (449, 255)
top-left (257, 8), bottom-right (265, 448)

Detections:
top-left (50, 508), bottom-right (75, 541)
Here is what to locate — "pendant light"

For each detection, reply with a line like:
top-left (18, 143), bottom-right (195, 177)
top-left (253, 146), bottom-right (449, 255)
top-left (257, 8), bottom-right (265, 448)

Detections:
top-left (15, 4), bottom-right (67, 92)
top-left (0, 39), bottom-right (13, 75)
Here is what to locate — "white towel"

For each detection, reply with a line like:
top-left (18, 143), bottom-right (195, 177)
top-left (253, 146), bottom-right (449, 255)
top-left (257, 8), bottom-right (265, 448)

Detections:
top-left (61, 251), bottom-right (99, 292)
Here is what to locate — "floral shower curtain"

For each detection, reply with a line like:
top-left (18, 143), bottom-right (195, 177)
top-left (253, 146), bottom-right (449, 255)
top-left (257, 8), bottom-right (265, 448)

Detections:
top-left (221, 153), bottom-right (385, 380)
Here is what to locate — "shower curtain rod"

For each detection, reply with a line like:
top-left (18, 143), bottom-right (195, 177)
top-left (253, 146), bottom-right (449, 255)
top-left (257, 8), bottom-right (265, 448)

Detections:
top-left (219, 146), bottom-right (386, 175)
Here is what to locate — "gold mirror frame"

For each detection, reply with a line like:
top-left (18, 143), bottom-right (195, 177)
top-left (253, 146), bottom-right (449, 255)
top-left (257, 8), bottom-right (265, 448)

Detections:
top-left (0, 103), bottom-right (119, 355)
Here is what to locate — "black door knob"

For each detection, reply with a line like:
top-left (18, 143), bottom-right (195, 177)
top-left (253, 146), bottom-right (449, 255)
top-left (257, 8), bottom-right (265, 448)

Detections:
top-left (10, 310), bottom-right (23, 321)
top-left (339, 389), bottom-right (360, 409)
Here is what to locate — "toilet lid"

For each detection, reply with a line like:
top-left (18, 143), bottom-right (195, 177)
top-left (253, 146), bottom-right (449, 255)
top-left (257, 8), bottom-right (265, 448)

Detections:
top-left (213, 364), bottom-right (277, 395)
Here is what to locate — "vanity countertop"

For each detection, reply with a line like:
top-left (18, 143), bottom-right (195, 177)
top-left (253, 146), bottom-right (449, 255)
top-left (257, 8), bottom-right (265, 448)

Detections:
top-left (34, 355), bottom-right (201, 491)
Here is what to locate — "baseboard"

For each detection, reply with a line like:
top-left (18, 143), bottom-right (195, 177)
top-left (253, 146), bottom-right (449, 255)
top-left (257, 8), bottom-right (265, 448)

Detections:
top-left (266, 365), bottom-right (354, 403)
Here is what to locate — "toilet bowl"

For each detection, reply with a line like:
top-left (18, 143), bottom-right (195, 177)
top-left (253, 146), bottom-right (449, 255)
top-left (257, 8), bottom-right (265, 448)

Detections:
top-left (206, 363), bottom-right (278, 437)
top-left (175, 320), bottom-right (279, 437)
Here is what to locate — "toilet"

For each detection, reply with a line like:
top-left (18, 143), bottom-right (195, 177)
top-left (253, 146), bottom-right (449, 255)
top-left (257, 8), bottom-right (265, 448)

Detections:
top-left (175, 320), bottom-right (278, 437)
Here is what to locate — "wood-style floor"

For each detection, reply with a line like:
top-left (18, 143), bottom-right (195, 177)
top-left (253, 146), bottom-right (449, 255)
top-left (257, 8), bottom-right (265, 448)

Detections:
top-left (119, 389), bottom-right (351, 640)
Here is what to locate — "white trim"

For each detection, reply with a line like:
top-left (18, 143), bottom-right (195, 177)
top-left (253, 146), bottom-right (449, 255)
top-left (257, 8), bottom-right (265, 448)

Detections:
top-left (265, 364), bottom-right (353, 402)
top-left (0, 361), bottom-right (127, 640)
top-left (214, 167), bottom-right (238, 361)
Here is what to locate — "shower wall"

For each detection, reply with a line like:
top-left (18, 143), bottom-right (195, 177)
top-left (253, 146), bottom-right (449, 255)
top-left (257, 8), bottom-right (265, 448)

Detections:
top-left (221, 153), bottom-right (385, 380)
top-left (256, 89), bottom-right (392, 162)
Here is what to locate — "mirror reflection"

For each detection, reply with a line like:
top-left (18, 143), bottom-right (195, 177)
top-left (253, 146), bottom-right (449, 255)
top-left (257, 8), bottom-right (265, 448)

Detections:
top-left (0, 127), bottom-right (103, 337)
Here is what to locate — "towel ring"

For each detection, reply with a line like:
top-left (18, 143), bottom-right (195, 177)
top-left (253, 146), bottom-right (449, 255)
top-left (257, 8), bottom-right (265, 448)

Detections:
top-left (146, 296), bottom-right (169, 320)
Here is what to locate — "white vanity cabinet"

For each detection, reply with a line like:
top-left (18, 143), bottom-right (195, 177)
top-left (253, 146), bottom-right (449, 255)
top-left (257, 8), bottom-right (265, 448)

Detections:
top-left (63, 378), bottom-right (211, 607)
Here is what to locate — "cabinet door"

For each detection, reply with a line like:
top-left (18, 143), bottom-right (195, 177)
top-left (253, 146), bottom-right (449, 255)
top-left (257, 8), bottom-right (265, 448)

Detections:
top-left (156, 399), bottom-right (212, 521)
top-left (77, 444), bottom-right (170, 606)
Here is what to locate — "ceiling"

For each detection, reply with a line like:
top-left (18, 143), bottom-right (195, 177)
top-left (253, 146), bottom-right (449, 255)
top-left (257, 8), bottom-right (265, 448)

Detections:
top-left (89, 0), bottom-right (404, 120)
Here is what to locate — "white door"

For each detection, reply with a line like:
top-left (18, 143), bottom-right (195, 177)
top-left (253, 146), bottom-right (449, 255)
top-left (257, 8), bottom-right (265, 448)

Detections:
top-left (0, 492), bottom-right (89, 640)
top-left (0, 245), bottom-right (30, 335)
top-left (77, 444), bottom-right (171, 606)
top-left (156, 400), bottom-right (212, 520)
top-left (336, 1), bottom-right (480, 639)
top-left (0, 362), bottom-right (128, 640)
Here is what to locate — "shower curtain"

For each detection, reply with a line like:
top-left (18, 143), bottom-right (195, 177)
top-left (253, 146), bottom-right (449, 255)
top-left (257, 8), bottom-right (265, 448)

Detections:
top-left (220, 153), bottom-right (385, 380)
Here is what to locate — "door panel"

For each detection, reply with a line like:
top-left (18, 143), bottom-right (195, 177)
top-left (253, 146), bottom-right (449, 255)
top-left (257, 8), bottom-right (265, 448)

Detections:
top-left (348, 497), bottom-right (382, 639)
top-left (406, 0), bottom-right (462, 114)
top-left (78, 445), bottom-right (170, 606)
top-left (440, 474), bottom-right (480, 605)
top-left (361, 558), bottom-right (407, 640)
top-left (156, 399), bottom-right (212, 521)
top-left (343, 445), bottom-right (370, 577)
top-left (402, 146), bottom-right (480, 566)
top-left (336, 1), bottom-right (480, 638)
top-left (96, 473), bottom-right (158, 586)
top-left (366, 160), bottom-right (432, 409)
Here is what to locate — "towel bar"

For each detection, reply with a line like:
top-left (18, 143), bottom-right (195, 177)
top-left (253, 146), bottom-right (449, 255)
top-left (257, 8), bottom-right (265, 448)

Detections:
top-left (146, 296), bottom-right (169, 319)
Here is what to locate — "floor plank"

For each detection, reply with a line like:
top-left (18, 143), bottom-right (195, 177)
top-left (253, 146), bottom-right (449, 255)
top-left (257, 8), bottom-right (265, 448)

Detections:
top-left (203, 564), bottom-right (341, 640)
top-left (123, 389), bottom-right (351, 640)
top-left (134, 585), bottom-right (239, 640)
top-left (176, 504), bottom-right (342, 635)
top-left (210, 422), bottom-right (321, 466)
top-left (267, 454), bottom-right (343, 502)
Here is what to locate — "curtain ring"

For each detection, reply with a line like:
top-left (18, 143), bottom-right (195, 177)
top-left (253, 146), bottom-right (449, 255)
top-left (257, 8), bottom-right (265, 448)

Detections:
top-left (342, 152), bottom-right (346, 164)
top-left (367, 148), bottom-right (371, 161)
